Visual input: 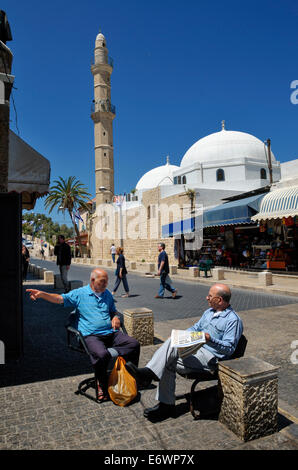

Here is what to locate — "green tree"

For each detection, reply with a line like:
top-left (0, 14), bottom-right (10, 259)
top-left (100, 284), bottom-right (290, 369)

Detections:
top-left (44, 176), bottom-right (92, 256)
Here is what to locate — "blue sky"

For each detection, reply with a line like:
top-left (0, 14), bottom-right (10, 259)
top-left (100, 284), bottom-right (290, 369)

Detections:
top-left (4, 0), bottom-right (298, 226)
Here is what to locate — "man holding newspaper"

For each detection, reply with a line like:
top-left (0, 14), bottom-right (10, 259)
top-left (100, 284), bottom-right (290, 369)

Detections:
top-left (125, 283), bottom-right (243, 421)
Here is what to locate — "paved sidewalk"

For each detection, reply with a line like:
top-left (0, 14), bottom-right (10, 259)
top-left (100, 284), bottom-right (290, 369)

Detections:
top-left (0, 275), bottom-right (297, 451)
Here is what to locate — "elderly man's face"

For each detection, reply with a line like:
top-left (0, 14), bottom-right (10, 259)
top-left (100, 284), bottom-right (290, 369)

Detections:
top-left (91, 271), bottom-right (108, 293)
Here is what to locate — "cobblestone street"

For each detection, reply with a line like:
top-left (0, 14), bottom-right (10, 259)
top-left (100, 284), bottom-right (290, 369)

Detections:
top-left (1, 264), bottom-right (297, 451)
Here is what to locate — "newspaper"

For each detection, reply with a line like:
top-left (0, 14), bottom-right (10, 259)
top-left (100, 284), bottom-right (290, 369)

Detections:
top-left (170, 330), bottom-right (206, 359)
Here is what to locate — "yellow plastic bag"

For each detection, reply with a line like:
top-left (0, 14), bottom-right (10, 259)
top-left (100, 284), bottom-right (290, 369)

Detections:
top-left (108, 357), bottom-right (137, 406)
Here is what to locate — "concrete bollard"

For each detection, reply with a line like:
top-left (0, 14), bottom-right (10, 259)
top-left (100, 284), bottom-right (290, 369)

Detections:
top-left (188, 267), bottom-right (198, 277)
top-left (44, 271), bottom-right (54, 283)
top-left (94, 259), bottom-right (103, 265)
top-left (123, 308), bottom-right (154, 346)
top-left (218, 356), bottom-right (279, 441)
top-left (212, 267), bottom-right (225, 281)
top-left (169, 265), bottom-right (177, 275)
top-left (29, 263), bottom-right (35, 273)
top-left (129, 261), bottom-right (136, 270)
top-left (40, 267), bottom-right (47, 279)
top-left (258, 270), bottom-right (273, 286)
top-left (105, 259), bottom-right (112, 267)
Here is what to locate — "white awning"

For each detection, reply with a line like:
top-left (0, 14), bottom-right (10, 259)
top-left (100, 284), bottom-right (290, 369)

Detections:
top-left (8, 130), bottom-right (50, 209)
top-left (251, 186), bottom-right (298, 221)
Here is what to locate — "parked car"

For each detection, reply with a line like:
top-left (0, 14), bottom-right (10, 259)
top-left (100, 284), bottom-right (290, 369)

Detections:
top-left (24, 241), bottom-right (33, 249)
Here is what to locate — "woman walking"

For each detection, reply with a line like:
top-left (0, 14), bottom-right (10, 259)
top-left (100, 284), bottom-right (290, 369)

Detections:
top-left (112, 247), bottom-right (130, 297)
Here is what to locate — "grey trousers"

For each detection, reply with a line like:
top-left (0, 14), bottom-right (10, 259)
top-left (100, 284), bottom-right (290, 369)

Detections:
top-left (146, 338), bottom-right (217, 405)
top-left (59, 265), bottom-right (69, 292)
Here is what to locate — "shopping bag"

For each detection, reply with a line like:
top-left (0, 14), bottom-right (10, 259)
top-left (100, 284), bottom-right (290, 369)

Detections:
top-left (108, 357), bottom-right (137, 406)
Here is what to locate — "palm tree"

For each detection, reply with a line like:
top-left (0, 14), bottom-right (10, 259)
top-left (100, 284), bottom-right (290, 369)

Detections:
top-left (44, 176), bottom-right (92, 257)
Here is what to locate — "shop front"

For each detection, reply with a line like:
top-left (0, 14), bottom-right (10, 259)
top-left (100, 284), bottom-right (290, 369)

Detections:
top-left (199, 193), bottom-right (266, 269)
top-left (251, 186), bottom-right (298, 271)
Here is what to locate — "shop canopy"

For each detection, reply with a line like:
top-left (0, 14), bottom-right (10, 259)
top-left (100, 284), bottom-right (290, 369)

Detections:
top-left (162, 217), bottom-right (195, 238)
top-left (8, 130), bottom-right (50, 210)
top-left (203, 193), bottom-right (265, 228)
top-left (251, 186), bottom-right (298, 222)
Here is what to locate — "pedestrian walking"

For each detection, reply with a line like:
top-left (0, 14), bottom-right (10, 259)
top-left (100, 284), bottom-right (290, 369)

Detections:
top-left (54, 234), bottom-right (71, 293)
top-left (110, 243), bottom-right (116, 263)
top-left (155, 242), bottom-right (177, 299)
top-left (112, 247), bottom-right (130, 297)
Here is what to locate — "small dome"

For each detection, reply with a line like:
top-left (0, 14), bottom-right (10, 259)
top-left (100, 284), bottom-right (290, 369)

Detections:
top-left (136, 157), bottom-right (179, 190)
top-left (180, 127), bottom-right (277, 168)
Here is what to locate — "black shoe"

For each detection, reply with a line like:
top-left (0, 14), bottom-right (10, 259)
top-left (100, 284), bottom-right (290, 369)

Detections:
top-left (144, 402), bottom-right (176, 421)
top-left (125, 362), bottom-right (159, 388)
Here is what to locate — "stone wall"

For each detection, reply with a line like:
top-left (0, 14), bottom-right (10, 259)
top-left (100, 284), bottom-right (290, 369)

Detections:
top-left (90, 186), bottom-right (191, 265)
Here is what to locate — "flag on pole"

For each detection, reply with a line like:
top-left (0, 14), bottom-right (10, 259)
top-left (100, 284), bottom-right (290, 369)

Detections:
top-left (73, 209), bottom-right (84, 222)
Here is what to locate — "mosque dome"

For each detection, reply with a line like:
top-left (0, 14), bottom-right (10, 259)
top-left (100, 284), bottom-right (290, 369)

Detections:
top-left (180, 123), bottom-right (277, 168)
top-left (136, 157), bottom-right (179, 190)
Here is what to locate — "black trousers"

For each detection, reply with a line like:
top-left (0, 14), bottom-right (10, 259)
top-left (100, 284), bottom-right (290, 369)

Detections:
top-left (84, 331), bottom-right (140, 387)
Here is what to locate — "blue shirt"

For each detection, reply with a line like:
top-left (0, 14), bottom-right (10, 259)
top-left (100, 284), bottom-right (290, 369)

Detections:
top-left (188, 306), bottom-right (243, 359)
top-left (158, 250), bottom-right (169, 274)
top-left (62, 285), bottom-right (117, 337)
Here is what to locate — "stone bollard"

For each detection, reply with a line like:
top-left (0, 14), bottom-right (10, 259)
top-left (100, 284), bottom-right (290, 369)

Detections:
top-left (94, 259), bottom-right (103, 265)
top-left (29, 263), bottom-right (35, 273)
top-left (39, 267), bottom-right (47, 279)
top-left (35, 266), bottom-right (41, 277)
top-left (44, 271), bottom-right (54, 283)
top-left (129, 261), bottom-right (136, 270)
top-left (218, 356), bottom-right (279, 441)
top-left (258, 270), bottom-right (273, 286)
top-left (212, 267), bottom-right (225, 281)
top-left (169, 265), bottom-right (177, 275)
top-left (105, 259), bottom-right (112, 267)
top-left (123, 308), bottom-right (154, 346)
top-left (188, 267), bottom-right (198, 277)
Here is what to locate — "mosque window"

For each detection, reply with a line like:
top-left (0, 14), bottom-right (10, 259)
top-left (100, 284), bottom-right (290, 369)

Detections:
top-left (260, 168), bottom-right (267, 179)
top-left (182, 176), bottom-right (187, 184)
top-left (178, 176), bottom-right (181, 184)
top-left (216, 169), bottom-right (225, 181)
top-left (174, 176), bottom-right (177, 184)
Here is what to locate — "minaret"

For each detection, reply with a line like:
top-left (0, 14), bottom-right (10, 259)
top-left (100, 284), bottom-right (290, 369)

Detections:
top-left (91, 31), bottom-right (115, 205)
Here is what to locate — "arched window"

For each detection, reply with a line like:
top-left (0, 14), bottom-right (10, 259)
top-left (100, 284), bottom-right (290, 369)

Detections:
top-left (182, 175), bottom-right (187, 184)
top-left (260, 168), bottom-right (267, 180)
top-left (216, 169), bottom-right (225, 181)
top-left (173, 176), bottom-right (177, 184)
top-left (177, 176), bottom-right (181, 184)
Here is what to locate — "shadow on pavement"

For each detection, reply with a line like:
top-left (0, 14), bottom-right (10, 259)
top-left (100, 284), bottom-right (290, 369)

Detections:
top-left (0, 282), bottom-right (92, 388)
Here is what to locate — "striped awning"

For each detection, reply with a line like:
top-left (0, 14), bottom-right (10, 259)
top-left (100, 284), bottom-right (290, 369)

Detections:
top-left (251, 186), bottom-right (298, 221)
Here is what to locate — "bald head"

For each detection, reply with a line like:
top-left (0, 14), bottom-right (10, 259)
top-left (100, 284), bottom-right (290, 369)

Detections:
top-left (206, 283), bottom-right (231, 311)
top-left (90, 268), bottom-right (109, 293)
top-left (212, 283), bottom-right (231, 303)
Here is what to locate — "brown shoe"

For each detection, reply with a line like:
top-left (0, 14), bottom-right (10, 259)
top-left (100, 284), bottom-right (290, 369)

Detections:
top-left (154, 295), bottom-right (164, 299)
top-left (172, 290), bottom-right (178, 299)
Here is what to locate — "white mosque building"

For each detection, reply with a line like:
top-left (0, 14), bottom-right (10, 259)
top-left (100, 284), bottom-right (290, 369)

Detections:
top-left (89, 31), bottom-right (292, 265)
top-left (132, 121), bottom-right (281, 211)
